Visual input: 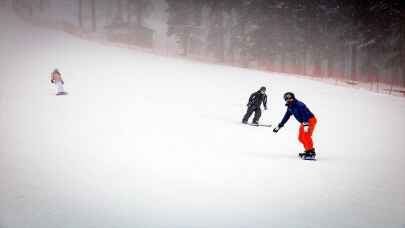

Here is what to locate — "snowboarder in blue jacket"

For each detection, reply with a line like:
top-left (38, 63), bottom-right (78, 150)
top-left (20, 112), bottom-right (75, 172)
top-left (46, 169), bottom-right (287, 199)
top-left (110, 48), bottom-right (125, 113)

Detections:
top-left (273, 92), bottom-right (317, 158)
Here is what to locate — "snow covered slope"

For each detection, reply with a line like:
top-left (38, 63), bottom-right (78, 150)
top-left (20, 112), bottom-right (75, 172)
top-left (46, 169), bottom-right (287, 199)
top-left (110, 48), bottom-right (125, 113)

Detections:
top-left (1, 6), bottom-right (405, 228)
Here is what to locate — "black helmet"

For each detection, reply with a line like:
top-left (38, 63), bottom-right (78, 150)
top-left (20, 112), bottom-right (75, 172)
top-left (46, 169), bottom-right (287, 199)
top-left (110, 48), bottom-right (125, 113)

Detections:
top-left (260, 86), bottom-right (266, 92)
top-left (283, 92), bottom-right (295, 101)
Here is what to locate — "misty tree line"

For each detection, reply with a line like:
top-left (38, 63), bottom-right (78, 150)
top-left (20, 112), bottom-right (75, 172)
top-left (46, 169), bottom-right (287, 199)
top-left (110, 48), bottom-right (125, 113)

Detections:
top-left (11, 0), bottom-right (157, 49)
top-left (76, 0), bottom-right (153, 30)
top-left (167, 0), bottom-right (404, 88)
top-left (12, 0), bottom-right (153, 30)
top-left (10, 0), bottom-right (405, 89)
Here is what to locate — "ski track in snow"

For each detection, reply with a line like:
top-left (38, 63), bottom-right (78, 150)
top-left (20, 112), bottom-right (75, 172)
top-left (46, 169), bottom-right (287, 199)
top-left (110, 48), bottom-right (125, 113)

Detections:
top-left (1, 6), bottom-right (405, 228)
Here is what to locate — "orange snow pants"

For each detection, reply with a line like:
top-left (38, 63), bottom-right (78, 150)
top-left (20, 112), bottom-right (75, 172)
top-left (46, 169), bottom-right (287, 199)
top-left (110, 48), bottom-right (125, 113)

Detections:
top-left (298, 116), bottom-right (317, 151)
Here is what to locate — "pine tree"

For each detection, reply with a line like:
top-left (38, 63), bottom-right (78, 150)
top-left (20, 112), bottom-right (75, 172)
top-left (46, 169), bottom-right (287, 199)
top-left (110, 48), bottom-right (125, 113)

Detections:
top-left (166, 0), bottom-right (204, 56)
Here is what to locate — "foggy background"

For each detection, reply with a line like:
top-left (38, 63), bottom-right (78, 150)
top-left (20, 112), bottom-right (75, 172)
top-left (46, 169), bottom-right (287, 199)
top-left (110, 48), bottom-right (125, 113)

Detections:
top-left (6, 0), bottom-right (404, 95)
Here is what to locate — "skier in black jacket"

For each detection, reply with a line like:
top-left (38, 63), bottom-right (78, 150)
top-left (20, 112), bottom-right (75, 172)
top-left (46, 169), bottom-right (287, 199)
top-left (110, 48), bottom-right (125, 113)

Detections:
top-left (242, 86), bottom-right (268, 125)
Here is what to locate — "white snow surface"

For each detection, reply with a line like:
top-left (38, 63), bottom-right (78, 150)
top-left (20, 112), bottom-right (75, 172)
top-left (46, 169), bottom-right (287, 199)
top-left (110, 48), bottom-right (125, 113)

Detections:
top-left (1, 7), bottom-right (405, 228)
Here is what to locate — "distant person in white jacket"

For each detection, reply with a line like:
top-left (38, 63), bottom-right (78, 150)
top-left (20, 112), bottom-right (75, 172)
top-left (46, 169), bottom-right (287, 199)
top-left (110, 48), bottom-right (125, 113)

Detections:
top-left (50, 69), bottom-right (66, 95)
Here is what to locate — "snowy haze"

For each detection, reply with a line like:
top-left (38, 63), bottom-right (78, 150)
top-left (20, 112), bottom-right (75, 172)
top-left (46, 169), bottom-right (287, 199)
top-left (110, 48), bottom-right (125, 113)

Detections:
top-left (1, 5), bottom-right (405, 228)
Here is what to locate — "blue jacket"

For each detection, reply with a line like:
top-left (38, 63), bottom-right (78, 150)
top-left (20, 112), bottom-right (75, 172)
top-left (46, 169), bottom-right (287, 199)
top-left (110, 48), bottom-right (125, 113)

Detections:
top-left (279, 99), bottom-right (314, 127)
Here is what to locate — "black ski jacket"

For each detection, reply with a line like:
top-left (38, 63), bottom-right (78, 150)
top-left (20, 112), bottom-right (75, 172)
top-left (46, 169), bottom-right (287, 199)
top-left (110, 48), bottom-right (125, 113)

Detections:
top-left (247, 90), bottom-right (267, 109)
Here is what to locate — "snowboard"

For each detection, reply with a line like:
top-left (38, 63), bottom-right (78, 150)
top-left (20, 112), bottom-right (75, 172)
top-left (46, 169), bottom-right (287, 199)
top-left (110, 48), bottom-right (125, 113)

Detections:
top-left (299, 154), bottom-right (317, 161)
top-left (246, 123), bottom-right (272, 128)
top-left (56, 92), bottom-right (68, 96)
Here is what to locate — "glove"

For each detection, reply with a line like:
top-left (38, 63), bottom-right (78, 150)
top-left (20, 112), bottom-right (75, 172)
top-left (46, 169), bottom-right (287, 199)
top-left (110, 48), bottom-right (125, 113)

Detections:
top-left (264, 106), bottom-right (268, 111)
top-left (51, 79), bottom-right (55, 83)
top-left (303, 123), bottom-right (309, 133)
top-left (61, 80), bottom-right (65, 85)
top-left (273, 123), bottom-right (283, 133)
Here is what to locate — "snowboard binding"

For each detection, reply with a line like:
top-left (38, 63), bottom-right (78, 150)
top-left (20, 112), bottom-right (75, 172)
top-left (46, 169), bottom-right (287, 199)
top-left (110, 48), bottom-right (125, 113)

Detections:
top-left (299, 149), bottom-right (316, 160)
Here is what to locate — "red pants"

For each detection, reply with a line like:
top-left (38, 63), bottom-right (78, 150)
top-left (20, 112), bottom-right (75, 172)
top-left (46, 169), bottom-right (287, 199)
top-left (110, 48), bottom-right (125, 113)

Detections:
top-left (298, 117), bottom-right (317, 151)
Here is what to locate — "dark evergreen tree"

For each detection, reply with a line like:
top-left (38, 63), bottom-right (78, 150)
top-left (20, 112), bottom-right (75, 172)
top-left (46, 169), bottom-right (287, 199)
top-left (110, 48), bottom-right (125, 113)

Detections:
top-left (166, 0), bottom-right (204, 56)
